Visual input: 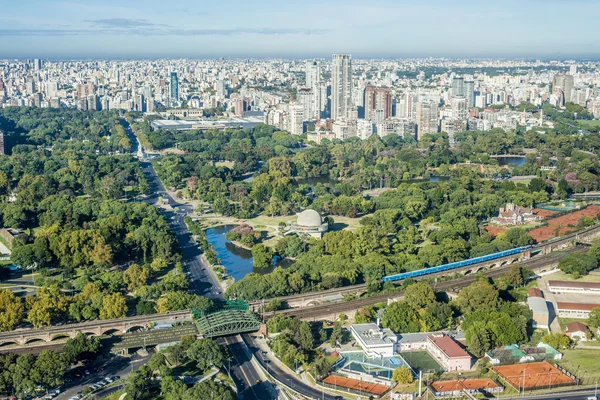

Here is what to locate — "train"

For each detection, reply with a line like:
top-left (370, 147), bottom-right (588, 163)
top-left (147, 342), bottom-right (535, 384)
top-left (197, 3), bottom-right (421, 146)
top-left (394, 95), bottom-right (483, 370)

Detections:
top-left (382, 245), bottom-right (533, 283)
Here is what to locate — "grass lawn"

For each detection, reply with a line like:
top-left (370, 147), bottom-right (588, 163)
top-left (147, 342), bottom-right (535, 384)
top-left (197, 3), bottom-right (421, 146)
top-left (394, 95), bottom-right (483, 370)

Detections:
top-left (544, 270), bottom-right (600, 283)
top-left (557, 348), bottom-right (600, 382)
top-left (103, 390), bottom-right (131, 400)
top-left (558, 317), bottom-right (585, 332)
top-left (577, 120), bottom-right (600, 128)
top-left (528, 329), bottom-right (547, 345)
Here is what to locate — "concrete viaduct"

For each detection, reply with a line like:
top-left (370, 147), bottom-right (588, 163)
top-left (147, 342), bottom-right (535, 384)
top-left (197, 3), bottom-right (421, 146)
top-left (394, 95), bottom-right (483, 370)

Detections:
top-left (3, 223), bottom-right (600, 349)
top-left (0, 311), bottom-right (191, 347)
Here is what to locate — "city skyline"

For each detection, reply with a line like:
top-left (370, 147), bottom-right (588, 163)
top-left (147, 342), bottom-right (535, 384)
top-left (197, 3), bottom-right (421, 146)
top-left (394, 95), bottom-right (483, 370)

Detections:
top-left (2, 0), bottom-right (600, 59)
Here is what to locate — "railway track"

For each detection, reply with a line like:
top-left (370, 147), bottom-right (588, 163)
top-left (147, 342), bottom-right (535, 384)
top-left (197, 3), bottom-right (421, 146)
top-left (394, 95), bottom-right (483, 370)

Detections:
top-left (265, 246), bottom-right (586, 320)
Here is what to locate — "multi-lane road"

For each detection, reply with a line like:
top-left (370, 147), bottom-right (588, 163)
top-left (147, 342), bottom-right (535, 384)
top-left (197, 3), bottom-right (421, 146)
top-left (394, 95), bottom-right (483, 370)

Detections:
top-left (128, 121), bottom-right (276, 400)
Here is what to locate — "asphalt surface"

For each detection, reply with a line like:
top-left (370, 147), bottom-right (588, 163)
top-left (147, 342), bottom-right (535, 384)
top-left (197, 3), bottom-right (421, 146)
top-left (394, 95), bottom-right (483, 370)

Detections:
top-left (243, 334), bottom-right (339, 400)
top-left (57, 354), bottom-right (150, 400)
top-left (127, 121), bottom-right (276, 399)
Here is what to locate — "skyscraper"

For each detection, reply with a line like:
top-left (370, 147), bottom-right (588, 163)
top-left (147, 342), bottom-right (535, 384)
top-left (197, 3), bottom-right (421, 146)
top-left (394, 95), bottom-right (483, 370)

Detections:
top-left (33, 59), bottom-right (42, 70)
top-left (452, 76), bottom-right (465, 97)
top-left (331, 54), bottom-right (352, 120)
top-left (170, 72), bottom-right (179, 105)
top-left (305, 60), bottom-right (321, 90)
top-left (553, 74), bottom-right (574, 105)
top-left (464, 80), bottom-right (475, 107)
top-left (364, 85), bottom-right (392, 122)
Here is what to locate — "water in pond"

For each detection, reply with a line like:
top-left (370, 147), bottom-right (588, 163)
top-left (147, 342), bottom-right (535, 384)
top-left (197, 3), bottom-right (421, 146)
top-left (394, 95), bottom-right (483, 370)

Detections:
top-left (400, 175), bottom-right (450, 184)
top-left (205, 225), bottom-right (292, 281)
top-left (495, 156), bottom-right (526, 166)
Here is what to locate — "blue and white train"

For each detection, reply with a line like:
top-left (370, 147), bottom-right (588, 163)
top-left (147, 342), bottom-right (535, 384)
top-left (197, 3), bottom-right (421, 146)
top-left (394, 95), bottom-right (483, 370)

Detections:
top-left (382, 245), bottom-right (532, 283)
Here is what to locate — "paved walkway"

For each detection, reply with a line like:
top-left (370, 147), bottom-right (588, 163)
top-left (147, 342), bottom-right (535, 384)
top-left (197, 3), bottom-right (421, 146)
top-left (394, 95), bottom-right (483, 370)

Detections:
top-left (537, 277), bottom-right (562, 333)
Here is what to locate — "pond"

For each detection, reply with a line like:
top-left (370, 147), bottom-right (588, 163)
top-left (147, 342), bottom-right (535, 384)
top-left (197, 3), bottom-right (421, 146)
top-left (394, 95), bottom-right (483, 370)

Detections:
top-left (495, 156), bottom-right (526, 166)
top-left (205, 225), bottom-right (292, 281)
top-left (400, 175), bottom-right (450, 184)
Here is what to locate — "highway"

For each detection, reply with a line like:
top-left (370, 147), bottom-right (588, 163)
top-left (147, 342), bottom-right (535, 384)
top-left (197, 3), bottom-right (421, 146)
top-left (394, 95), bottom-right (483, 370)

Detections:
top-left (128, 121), bottom-right (273, 400)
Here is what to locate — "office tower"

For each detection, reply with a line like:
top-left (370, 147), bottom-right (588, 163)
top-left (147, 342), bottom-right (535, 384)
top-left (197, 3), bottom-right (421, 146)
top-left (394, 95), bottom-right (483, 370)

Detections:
top-left (464, 80), bottom-right (475, 107)
top-left (142, 84), bottom-right (152, 99)
top-left (364, 85), bottom-right (392, 122)
top-left (331, 54), bottom-right (352, 120)
top-left (88, 95), bottom-right (99, 111)
top-left (288, 104), bottom-right (304, 135)
top-left (0, 131), bottom-right (4, 155)
top-left (452, 76), bottom-right (465, 97)
top-left (33, 59), bottom-right (42, 70)
top-left (415, 101), bottom-right (439, 140)
top-left (170, 72), bottom-right (179, 104)
top-left (451, 97), bottom-right (468, 120)
top-left (76, 83), bottom-right (96, 100)
top-left (552, 74), bottom-right (574, 105)
top-left (305, 60), bottom-right (321, 90)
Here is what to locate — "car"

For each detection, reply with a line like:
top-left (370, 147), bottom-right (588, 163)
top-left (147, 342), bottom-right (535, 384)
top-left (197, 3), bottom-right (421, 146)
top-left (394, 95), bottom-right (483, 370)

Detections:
top-left (255, 379), bottom-right (260, 383)
top-left (84, 370), bottom-right (90, 375)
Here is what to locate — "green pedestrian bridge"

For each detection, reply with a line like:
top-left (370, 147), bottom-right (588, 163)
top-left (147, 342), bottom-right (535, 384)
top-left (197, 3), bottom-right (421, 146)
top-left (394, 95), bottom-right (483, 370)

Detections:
top-left (193, 300), bottom-right (262, 338)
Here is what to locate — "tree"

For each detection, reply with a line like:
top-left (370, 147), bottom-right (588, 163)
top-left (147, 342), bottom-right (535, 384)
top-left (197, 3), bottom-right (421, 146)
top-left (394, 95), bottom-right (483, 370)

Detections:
top-left (587, 307), bottom-right (600, 328)
top-left (99, 293), bottom-right (128, 319)
top-left (30, 350), bottom-right (68, 389)
top-left (125, 365), bottom-right (152, 400)
top-left (63, 333), bottom-right (101, 364)
top-left (251, 244), bottom-right (273, 269)
top-left (542, 332), bottom-right (571, 349)
top-left (0, 289), bottom-right (24, 332)
top-left (186, 339), bottom-right (224, 373)
top-left (298, 321), bottom-right (314, 350)
top-left (404, 282), bottom-right (436, 309)
top-left (124, 263), bottom-right (150, 292)
top-left (466, 328), bottom-right (491, 358)
top-left (456, 280), bottom-right (499, 314)
top-left (504, 265), bottom-right (524, 287)
top-left (382, 301), bottom-right (420, 333)
top-left (313, 356), bottom-right (332, 378)
top-left (392, 366), bottom-right (414, 384)
top-left (330, 322), bottom-right (344, 347)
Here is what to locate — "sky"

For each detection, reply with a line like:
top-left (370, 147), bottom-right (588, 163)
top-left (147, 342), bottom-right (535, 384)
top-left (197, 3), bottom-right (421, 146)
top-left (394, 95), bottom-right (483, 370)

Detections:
top-left (1, 0), bottom-right (599, 59)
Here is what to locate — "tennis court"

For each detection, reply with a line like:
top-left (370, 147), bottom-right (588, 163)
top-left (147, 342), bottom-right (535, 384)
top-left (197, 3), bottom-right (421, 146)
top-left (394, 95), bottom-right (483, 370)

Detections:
top-left (401, 351), bottom-right (443, 373)
top-left (323, 375), bottom-right (391, 396)
top-left (493, 362), bottom-right (576, 390)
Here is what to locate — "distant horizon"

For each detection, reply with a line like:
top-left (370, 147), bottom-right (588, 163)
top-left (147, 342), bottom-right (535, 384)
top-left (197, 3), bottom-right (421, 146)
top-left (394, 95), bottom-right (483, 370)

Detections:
top-left (2, 55), bottom-right (600, 62)
top-left (3, 0), bottom-right (600, 60)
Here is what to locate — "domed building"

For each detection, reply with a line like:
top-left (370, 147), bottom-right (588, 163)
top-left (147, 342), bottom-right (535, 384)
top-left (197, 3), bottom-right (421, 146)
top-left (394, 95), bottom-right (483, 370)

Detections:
top-left (289, 209), bottom-right (328, 239)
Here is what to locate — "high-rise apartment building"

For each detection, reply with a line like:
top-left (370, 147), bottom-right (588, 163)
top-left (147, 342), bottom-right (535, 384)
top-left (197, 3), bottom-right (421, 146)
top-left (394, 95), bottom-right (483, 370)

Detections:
top-left (216, 79), bottom-right (226, 98)
top-left (553, 74), bottom-right (574, 105)
top-left (452, 76), bottom-right (465, 97)
top-left (415, 101), bottom-right (439, 140)
top-left (288, 104), bottom-right (304, 135)
top-left (305, 60), bottom-right (321, 90)
top-left (464, 81), bottom-right (475, 107)
top-left (33, 59), bottom-right (42, 70)
top-left (170, 72), bottom-right (179, 104)
top-left (451, 97), bottom-right (468, 120)
top-left (396, 92), bottom-right (415, 119)
top-left (364, 85), bottom-right (392, 122)
top-left (331, 54), bottom-right (352, 120)
top-left (0, 131), bottom-right (5, 155)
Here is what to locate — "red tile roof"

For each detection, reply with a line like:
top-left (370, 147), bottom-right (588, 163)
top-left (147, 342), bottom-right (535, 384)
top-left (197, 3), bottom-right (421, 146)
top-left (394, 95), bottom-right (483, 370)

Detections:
top-left (557, 302), bottom-right (600, 312)
top-left (566, 321), bottom-right (590, 333)
top-left (528, 288), bottom-right (544, 298)
top-left (428, 334), bottom-right (471, 359)
top-left (549, 280), bottom-right (600, 289)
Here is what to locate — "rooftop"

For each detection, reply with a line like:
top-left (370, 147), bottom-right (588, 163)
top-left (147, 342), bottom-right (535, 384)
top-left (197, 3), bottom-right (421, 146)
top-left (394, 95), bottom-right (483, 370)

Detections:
top-left (528, 287), bottom-right (544, 298)
top-left (548, 280), bottom-right (600, 289)
top-left (566, 321), bottom-right (590, 333)
top-left (527, 296), bottom-right (549, 315)
top-left (428, 334), bottom-right (471, 359)
top-left (557, 302), bottom-right (600, 311)
top-left (350, 324), bottom-right (397, 347)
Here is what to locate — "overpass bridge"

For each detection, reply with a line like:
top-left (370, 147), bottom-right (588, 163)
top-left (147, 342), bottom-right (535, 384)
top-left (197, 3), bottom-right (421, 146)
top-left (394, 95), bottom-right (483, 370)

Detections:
top-left (2, 223), bottom-right (599, 351)
top-left (0, 301), bottom-right (261, 352)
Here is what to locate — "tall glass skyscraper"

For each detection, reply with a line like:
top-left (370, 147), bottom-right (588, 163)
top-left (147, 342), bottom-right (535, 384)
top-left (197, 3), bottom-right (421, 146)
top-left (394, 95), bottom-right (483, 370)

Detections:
top-left (170, 72), bottom-right (179, 105)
